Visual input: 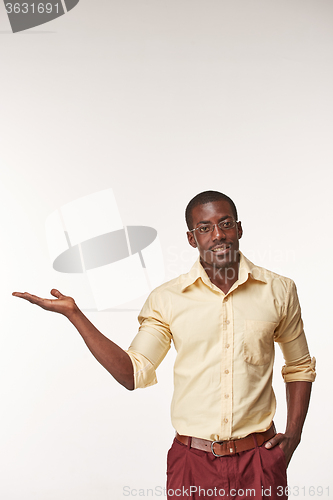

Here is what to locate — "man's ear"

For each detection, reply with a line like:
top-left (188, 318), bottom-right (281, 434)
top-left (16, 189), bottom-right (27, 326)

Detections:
top-left (187, 231), bottom-right (197, 248)
top-left (237, 221), bottom-right (243, 240)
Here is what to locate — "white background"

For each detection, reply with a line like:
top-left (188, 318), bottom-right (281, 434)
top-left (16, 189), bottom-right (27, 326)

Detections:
top-left (0, 1), bottom-right (332, 498)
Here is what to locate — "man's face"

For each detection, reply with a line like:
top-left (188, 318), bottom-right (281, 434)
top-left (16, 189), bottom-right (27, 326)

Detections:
top-left (187, 200), bottom-right (243, 270)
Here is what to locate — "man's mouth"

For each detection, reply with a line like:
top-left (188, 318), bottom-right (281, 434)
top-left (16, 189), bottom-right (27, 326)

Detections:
top-left (210, 244), bottom-right (231, 253)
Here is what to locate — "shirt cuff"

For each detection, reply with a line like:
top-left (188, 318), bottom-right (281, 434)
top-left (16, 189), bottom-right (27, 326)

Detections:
top-left (126, 349), bottom-right (158, 389)
top-left (282, 356), bottom-right (316, 383)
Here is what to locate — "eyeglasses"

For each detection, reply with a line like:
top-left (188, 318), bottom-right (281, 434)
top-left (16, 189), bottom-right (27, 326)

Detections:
top-left (189, 218), bottom-right (238, 234)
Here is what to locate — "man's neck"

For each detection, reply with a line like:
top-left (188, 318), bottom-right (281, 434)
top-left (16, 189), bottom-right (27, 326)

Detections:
top-left (200, 259), bottom-right (240, 295)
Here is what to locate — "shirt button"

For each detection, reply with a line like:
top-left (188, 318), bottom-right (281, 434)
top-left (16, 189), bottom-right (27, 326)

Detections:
top-left (224, 394), bottom-right (229, 398)
top-left (225, 370), bottom-right (229, 374)
top-left (226, 344), bottom-right (230, 349)
top-left (224, 297), bottom-right (228, 302)
top-left (226, 320), bottom-right (230, 324)
top-left (224, 418), bottom-right (228, 423)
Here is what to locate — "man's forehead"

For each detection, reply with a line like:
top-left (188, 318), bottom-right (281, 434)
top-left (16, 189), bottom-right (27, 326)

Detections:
top-left (191, 200), bottom-right (235, 221)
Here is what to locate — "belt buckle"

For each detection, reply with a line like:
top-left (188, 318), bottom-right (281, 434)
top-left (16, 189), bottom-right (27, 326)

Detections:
top-left (211, 440), bottom-right (225, 457)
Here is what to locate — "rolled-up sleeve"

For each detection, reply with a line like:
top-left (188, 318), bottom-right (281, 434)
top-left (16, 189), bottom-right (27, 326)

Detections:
top-left (274, 280), bottom-right (316, 383)
top-left (126, 289), bottom-right (172, 389)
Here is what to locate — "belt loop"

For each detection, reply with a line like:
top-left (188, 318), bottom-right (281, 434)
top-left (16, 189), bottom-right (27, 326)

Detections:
top-left (187, 437), bottom-right (192, 449)
top-left (252, 433), bottom-right (259, 448)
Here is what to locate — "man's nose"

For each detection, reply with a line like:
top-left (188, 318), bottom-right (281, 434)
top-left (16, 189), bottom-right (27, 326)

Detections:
top-left (212, 224), bottom-right (226, 240)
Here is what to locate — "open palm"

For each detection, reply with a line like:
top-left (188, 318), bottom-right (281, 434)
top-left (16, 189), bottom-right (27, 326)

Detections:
top-left (12, 289), bottom-right (76, 317)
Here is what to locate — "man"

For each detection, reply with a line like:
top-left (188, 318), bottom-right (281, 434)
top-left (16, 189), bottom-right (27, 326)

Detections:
top-left (13, 191), bottom-right (315, 500)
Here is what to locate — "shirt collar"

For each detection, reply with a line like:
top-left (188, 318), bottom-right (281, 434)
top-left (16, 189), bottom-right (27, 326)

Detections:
top-left (180, 252), bottom-right (267, 292)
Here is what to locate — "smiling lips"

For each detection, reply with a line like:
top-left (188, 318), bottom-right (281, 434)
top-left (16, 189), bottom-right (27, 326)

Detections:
top-left (211, 244), bottom-right (232, 253)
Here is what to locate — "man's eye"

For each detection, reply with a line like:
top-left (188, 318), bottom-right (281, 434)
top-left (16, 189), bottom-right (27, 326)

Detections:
top-left (198, 225), bottom-right (210, 233)
top-left (222, 222), bottom-right (232, 228)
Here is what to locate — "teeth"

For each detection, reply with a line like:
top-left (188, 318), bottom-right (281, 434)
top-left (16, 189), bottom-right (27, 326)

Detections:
top-left (212, 246), bottom-right (229, 252)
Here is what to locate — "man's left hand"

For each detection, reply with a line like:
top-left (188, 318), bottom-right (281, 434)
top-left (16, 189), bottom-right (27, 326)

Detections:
top-left (264, 432), bottom-right (300, 467)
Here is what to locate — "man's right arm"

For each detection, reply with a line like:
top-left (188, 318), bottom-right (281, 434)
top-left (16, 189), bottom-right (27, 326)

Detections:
top-left (12, 289), bottom-right (134, 390)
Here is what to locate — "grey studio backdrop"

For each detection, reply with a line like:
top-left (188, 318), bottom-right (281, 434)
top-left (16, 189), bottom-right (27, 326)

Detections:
top-left (0, 1), bottom-right (332, 499)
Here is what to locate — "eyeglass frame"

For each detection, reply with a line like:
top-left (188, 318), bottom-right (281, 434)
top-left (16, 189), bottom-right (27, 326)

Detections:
top-left (188, 218), bottom-right (239, 235)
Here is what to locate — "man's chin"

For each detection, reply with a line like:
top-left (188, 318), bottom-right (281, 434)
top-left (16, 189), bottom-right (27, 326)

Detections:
top-left (211, 257), bottom-right (234, 270)
top-left (206, 249), bottom-right (239, 267)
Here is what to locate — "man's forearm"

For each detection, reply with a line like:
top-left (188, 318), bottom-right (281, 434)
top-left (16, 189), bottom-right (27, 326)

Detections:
top-left (68, 307), bottom-right (134, 390)
top-left (265, 380), bottom-right (312, 465)
top-left (285, 380), bottom-right (312, 441)
top-left (12, 289), bottom-right (135, 390)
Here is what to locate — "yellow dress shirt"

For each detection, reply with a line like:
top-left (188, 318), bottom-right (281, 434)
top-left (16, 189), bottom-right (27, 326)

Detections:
top-left (126, 253), bottom-right (316, 441)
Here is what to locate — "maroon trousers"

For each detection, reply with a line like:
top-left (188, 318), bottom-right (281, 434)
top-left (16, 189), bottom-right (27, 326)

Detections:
top-left (166, 437), bottom-right (287, 500)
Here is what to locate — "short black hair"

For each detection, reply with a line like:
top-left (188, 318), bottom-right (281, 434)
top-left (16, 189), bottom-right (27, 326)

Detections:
top-left (185, 191), bottom-right (238, 230)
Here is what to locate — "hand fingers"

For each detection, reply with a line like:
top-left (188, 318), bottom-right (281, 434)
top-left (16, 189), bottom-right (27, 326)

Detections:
top-left (12, 291), bottom-right (40, 301)
top-left (265, 433), bottom-right (284, 449)
top-left (13, 290), bottom-right (64, 301)
top-left (12, 291), bottom-right (56, 309)
top-left (12, 290), bottom-right (74, 315)
top-left (50, 289), bottom-right (64, 299)
top-left (12, 291), bottom-right (63, 313)
top-left (12, 291), bottom-right (48, 305)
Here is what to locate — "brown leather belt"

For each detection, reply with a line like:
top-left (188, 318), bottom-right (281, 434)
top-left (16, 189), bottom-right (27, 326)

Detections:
top-left (175, 423), bottom-right (276, 457)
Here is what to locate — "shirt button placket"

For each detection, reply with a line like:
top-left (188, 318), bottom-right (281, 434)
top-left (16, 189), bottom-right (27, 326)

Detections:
top-left (221, 294), bottom-right (232, 437)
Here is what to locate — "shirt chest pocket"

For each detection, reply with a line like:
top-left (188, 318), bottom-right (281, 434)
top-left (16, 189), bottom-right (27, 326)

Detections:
top-left (243, 320), bottom-right (277, 366)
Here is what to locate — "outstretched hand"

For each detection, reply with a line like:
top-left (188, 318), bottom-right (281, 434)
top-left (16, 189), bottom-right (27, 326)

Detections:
top-left (12, 289), bottom-right (78, 318)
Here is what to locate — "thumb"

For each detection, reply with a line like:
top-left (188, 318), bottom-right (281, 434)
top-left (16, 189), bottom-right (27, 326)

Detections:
top-left (265, 433), bottom-right (282, 449)
top-left (50, 289), bottom-right (64, 299)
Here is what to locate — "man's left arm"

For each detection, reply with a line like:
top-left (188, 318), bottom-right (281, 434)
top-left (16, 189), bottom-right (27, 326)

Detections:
top-left (267, 279), bottom-right (316, 466)
top-left (265, 381), bottom-right (312, 466)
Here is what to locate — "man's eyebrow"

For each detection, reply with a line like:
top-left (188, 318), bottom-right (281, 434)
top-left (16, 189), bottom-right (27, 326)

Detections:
top-left (196, 215), bottom-right (233, 226)
top-left (196, 220), bottom-right (211, 225)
